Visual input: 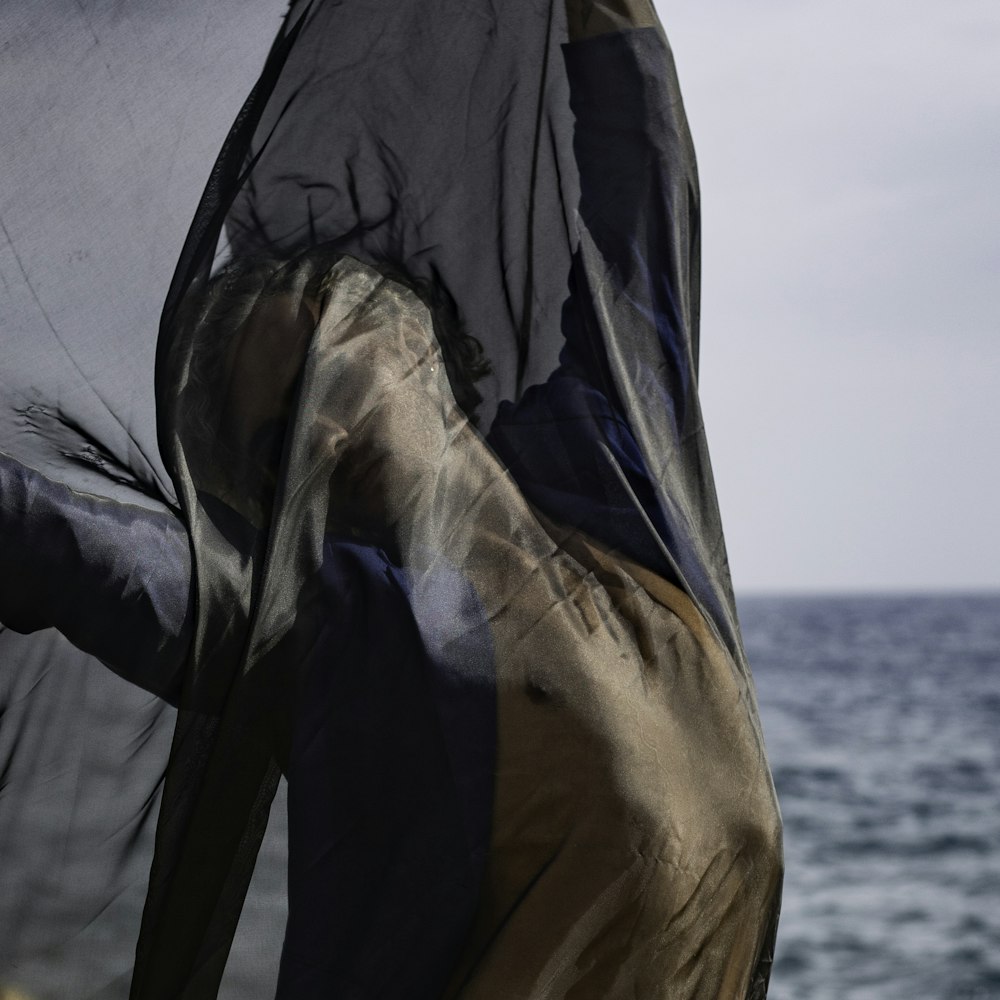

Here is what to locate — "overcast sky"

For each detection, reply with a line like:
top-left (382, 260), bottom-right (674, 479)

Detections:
top-left (657, 0), bottom-right (1000, 591)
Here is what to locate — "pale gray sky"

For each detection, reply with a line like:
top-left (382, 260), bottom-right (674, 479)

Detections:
top-left (659, 0), bottom-right (1000, 591)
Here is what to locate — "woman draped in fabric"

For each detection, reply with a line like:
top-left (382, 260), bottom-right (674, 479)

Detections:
top-left (0, 0), bottom-right (782, 997)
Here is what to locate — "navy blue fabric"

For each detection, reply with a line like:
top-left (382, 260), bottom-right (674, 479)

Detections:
top-left (0, 452), bottom-right (191, 702)
top-left (487, 35), bottom-right (685, 588)
top-left (279, 540), bottom-right (495, 998)
top-left (488, 33), bottom-right (725, 634)
top-left (488, 354), bottom-right (681, 585)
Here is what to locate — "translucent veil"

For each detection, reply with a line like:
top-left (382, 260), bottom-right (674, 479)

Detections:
top-left (0, 3), bottom-right (281, 995)
top-left (1, 2), bottom-right (781, 998)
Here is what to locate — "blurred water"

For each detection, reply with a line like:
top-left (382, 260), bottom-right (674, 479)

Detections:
top-left (740, 594), bottom-right (1000, 1000)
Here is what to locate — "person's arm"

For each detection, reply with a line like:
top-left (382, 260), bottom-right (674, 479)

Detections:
top-left (0, 452), bottom-right (192, 704)
top-left (561, 0), bottom-right (700, 379)
top-left (486, 9), bottom-right (700, 588)
top-left (555, 11), bottom-right (733, 640)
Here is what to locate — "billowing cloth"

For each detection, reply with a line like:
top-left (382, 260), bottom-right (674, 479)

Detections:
top-left (0, 7), bottom-right (275, 987)
top-left (0, 0), bottom-right (782, 997)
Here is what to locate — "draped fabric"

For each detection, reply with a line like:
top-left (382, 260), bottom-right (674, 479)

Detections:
top-left (1, 1), bottom-right (782, 998)
top-left (0, 4), bottom-right (281, 995)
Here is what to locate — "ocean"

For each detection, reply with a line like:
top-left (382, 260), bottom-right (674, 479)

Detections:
top-left (739, 593), bottom-right (1000, 1000)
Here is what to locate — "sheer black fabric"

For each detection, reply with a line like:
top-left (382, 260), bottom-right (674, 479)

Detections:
top-left (1, 1), bottom-right (782, 997)
top-left (1, 3), bottom-right (283, 995)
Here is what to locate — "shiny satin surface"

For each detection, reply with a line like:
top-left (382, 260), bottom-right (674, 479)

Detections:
top-left (307, 262), bottom-right (784, 999)
top-left (142, 255), bottom-right (781, 997)
top-left (0, 454), bottom-right (191, 698)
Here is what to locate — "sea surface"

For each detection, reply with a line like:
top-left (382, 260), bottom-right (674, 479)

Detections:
top-left (739, 593), bottom-right (1000, 1000)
